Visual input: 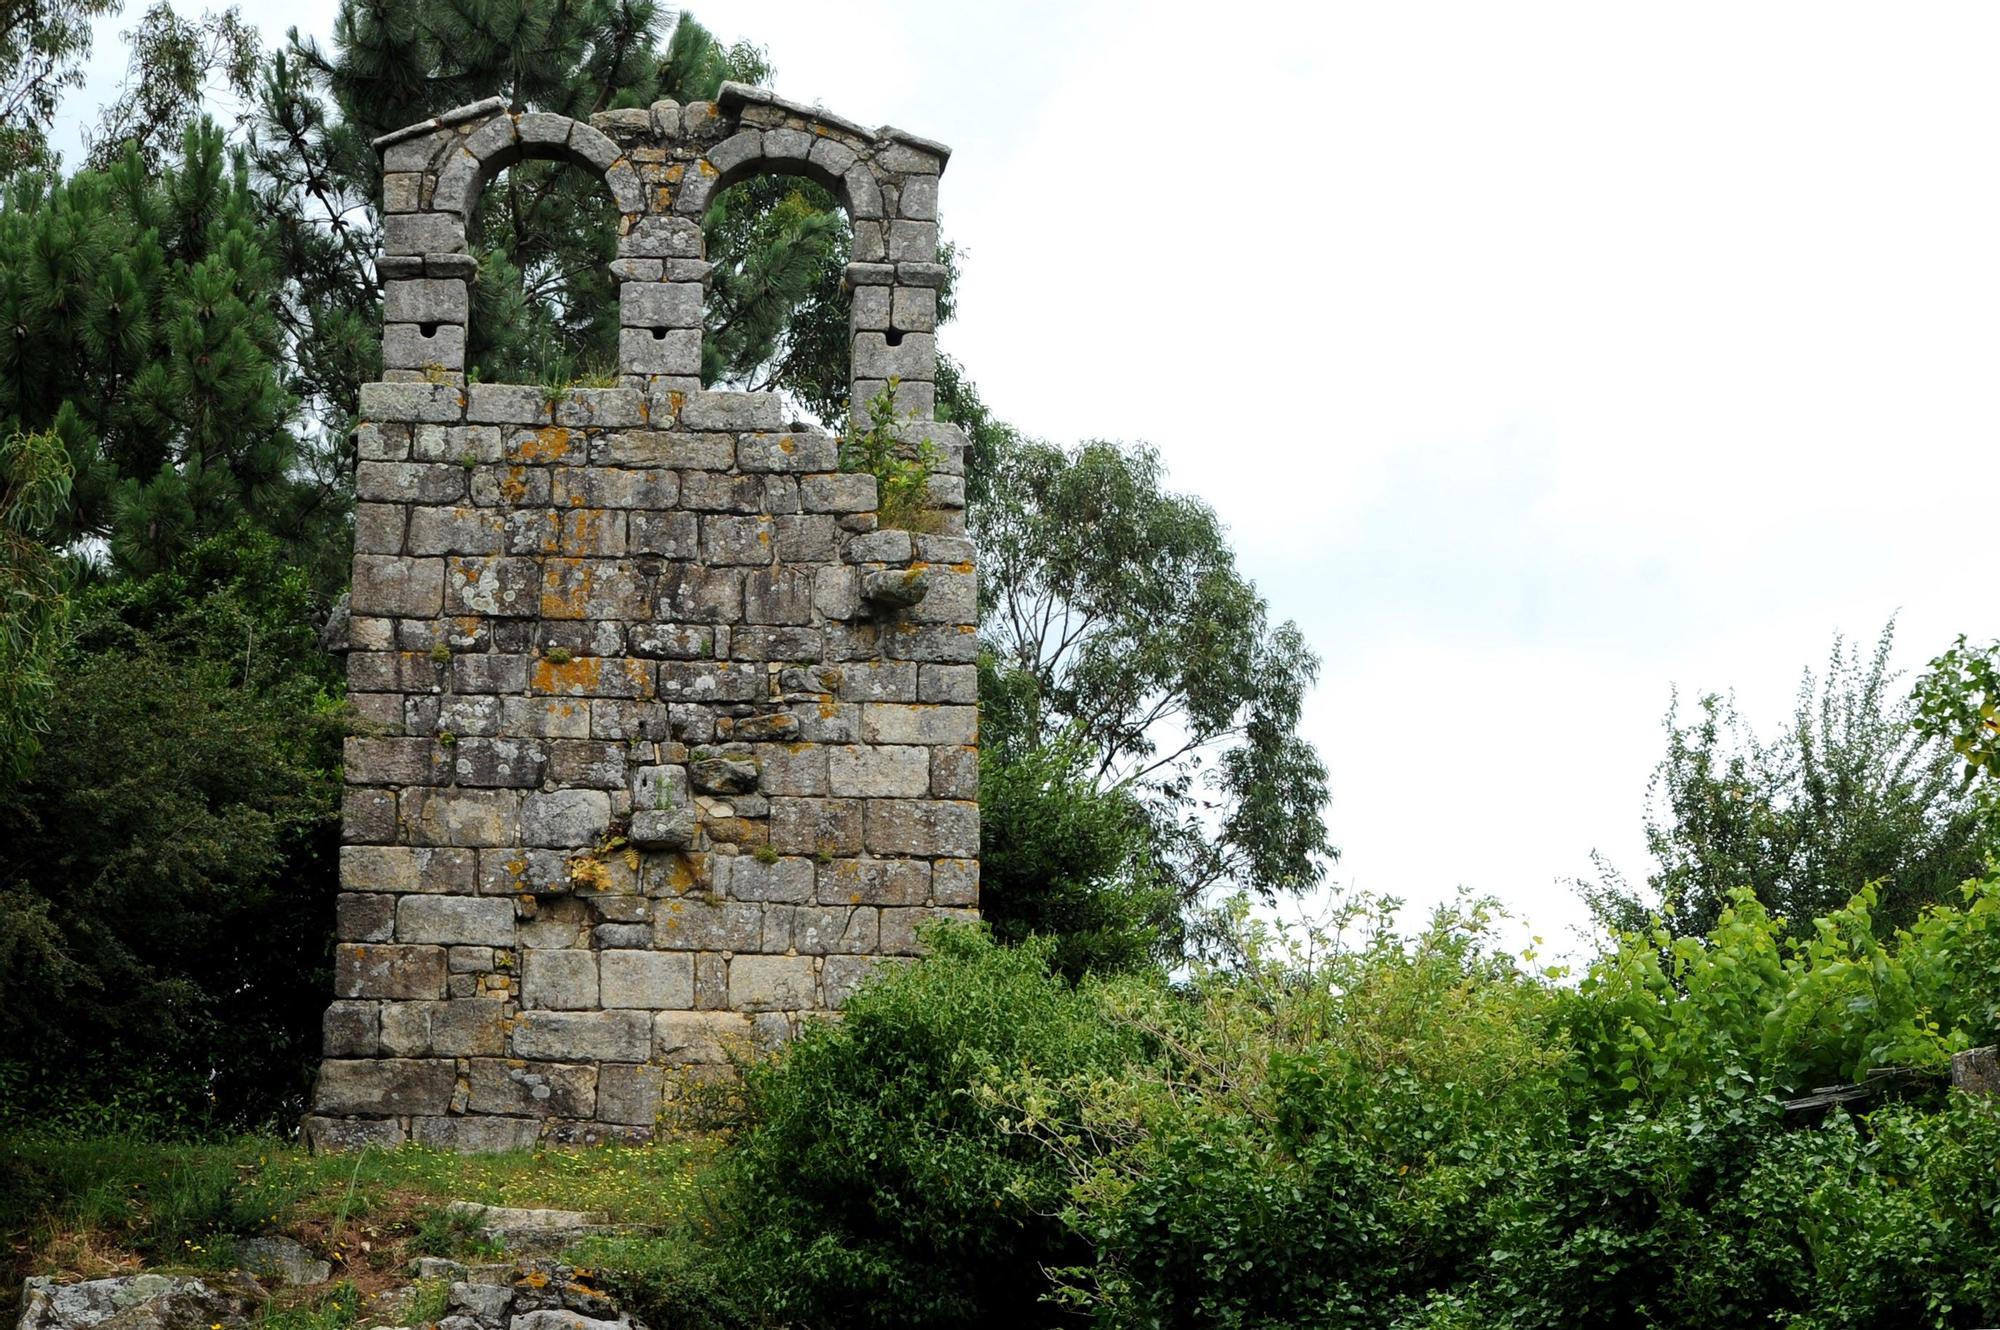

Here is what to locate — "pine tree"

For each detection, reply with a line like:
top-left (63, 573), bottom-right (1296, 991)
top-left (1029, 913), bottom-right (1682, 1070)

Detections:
top-left (0, 120), bottom-right (329, 576)
top-left (0, 424), bottom-right (72, 783)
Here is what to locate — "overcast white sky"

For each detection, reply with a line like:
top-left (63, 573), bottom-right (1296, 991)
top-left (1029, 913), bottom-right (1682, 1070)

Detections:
top-left (56, 1), bottom-right (2000, 948)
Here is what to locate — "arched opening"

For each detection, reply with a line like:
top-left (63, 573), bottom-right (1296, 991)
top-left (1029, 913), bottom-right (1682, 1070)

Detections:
top-left (466, 150), bottom-right (624, 387)
top-left (699, 166), bottom-right (854, 426)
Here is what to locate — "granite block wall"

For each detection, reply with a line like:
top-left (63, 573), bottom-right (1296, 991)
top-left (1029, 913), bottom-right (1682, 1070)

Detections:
top-left (305, 84), bottom-right (975, 1150)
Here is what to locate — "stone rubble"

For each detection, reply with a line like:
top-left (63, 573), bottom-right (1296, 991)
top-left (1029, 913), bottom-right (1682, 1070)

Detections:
top-left (16, 1273), bottom-right (265, 1330)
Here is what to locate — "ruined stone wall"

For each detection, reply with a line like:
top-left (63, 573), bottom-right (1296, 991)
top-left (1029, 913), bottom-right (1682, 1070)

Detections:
top-left (306, 85), bottom-right (976, 1151)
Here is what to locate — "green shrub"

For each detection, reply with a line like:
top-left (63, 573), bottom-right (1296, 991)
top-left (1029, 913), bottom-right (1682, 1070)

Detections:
top-left (0, 526), bottom-right (343, 1134)
top-left (977, 731), bottom-right (1178, 980)
top-left (725, 924), bottom-right (1153, 1327)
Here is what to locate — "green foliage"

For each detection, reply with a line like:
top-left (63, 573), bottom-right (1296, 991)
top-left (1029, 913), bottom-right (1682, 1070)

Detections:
top-left (569, 1234), bottom-right (764, 1330)
top-left (1565, 883), bottom-right (2000, 1109)
top-left (838, 384), bottom-right (938, 531)
top-left (0, 121), bottom-right (345, 581)
top-left (703, 176), bottom-right (850, 418)
top-left (0, 526), bottom-right (344, 1132)
top-left (0, 0), bottom-right (119, 178)
top-left (262, 1284), bottom-right (362, 1330)
top-left (975, 438), bottom-right (1333, 933)
top-left (85, 4), bottom-right (261, 172)
top-left (726, 925), bottom-right (1153, 1327)
top-left (0, 426), bottom-right (73, 783)
top-left (1914, 631), bottom-right (2000, 788)
top-left (1590, 623), bottom-right (1990, 937)
top-left (714, 886), bottom-right (2000, 1328)
top-left (977, 715), bottom-right (1178, 979)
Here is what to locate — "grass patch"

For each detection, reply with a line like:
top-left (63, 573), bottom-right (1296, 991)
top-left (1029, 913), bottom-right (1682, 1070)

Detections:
top-left (0, 1135), bottom-right (720, 1320)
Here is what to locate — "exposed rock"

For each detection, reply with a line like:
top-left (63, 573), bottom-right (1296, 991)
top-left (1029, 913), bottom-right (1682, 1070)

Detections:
top-left (1953, 1044), bottom-right (2000, 1095)
top-left (380, 1262), bottom-right (643, 1330)
top-left (687, 757), bottom-right (758, 795)
top-left (319, 592), bottom-right (355, 654)
top-left (17, 1273), bottom-right (265, 1330)
top-left (236, 1235), bottom-right (331, 1287)
top-left (442, 1205), bottom-right (613, 1254)
top-left (628, 805), bottom-right (696, 850)
top-left (860, 567), bottom-right (928, 610)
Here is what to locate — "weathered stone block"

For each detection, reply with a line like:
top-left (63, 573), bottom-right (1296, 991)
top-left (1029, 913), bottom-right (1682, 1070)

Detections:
top-left (817, 857), bottom-right (930, 906)
top-left (864, 799), bottom-right (980, 857)
top-left (654, 1011), bottom-right (751, 1064)
top-left (769, 797), bottom-right (863, 855)
top-left (654, 565), bottom-right (742, 621)
top-left (397, 895), bottom-right (516, 946)
top-left (919, 664), bottom-right (978, 703)
top-left (932, 858), bottom-right (979, 906)
top-left (351, 554), bottom-right (444, 616)
top-left (334, 944), bottom-right (447, 999)
top-left (412, 1116), bottom-right (542, 1152)
top-left (680, 390), bottom-right (781, 431)
top-left (448, 737), bottom-right (548, 789)
top-left (861, 703), bottom-right (978, 745)
top-left (337, 893), bottom-right (397, 943)
top-left (742, 566), bottom-right (814, 624)
top-left (823, 955), bottom-right (884, 1009)
top-left (323, 1001), bottom-right (379, 1057)
top-left (521, 949), bottom-right (599, 1010)
top-left (314, 1058), bottom-right (456, 1115)
top-left (510, 1009), bottom-right (652, 1061)
top-left (702, 515), bottom-right (775, 565)
top-left (522, 790), bottom-right (612, 848)
top-left (599, 951), bottom-right (694, 1009)
top-left (720, 854), bottom-right (815, 903)
top-left (653, 899), bottom-right (761, 950)
top-left (466, 1058), bottom-right (597, 1117)
top-left (737, 433), bottom-right (840, 472)
top-left (773, 514), bottom-right (839, 562)
top-left (827, 745), bottom-right (930, 798)
top-left (596, 1063), bottom-right (664, 1125)
top-left (793, 906), bottom-right (877, 955)
top-left (801, 473), bottom-right (878, 513)
top-left (728, 955), bottom-right (815, 1012)
top-left (431, 999), bottom-right (507, 1056)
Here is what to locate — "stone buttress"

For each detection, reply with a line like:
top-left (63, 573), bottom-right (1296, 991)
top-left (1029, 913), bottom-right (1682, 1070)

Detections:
top-left (305, 84), bottom-right (976, 1150)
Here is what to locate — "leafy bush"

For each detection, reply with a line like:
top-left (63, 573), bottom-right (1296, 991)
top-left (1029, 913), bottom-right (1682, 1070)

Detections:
top-left (0, 526), bottom-right (343, 1133)
top-left (714, 886), bottom-right (2000, 1329)
top-left (726, 925), bottom-right (1154, 1327)
top-left (977, 730), bottom-right (1179, 980)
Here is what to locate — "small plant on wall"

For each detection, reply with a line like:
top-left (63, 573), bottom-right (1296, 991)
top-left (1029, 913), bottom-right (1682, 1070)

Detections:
top-left (840, 380), bottom-right (940, 531)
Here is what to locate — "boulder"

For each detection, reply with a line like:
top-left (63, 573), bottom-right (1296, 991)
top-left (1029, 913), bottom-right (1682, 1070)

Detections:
top-left (16, 1273), bottom-right (265, 1330)
top-left (236, 1235), bottom-right (331, 1287)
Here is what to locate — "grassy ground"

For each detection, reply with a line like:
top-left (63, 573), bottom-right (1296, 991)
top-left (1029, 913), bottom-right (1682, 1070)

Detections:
top-left (0, 1135), bottom-right (723, 1326)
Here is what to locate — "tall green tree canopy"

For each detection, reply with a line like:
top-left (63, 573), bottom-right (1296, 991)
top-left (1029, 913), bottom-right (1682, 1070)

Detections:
top-left (0, 120), bottom-right (343, 577)
top-left (975, 438), bottom-right (1334, 925)
top-left (0, 0), bottom-right (120, 178)
top-left (1590, 623), bottom-right (1991, 937)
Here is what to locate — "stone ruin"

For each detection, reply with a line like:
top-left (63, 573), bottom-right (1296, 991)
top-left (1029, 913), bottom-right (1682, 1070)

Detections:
top-left (306, 84), bottom-right (977, 1150)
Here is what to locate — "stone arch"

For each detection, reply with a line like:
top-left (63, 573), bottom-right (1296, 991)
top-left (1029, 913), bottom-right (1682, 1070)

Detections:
top-left (640, 83), bottom-right (949, 419)
top-left (372, 86), bottom-right (951, 418)
top-left (372, 100), bottom-right (641, 378)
